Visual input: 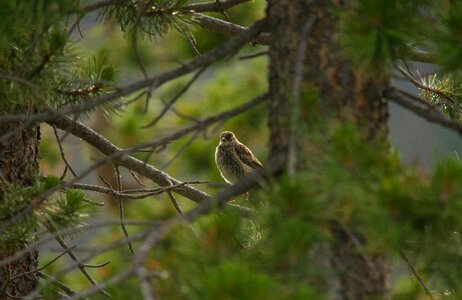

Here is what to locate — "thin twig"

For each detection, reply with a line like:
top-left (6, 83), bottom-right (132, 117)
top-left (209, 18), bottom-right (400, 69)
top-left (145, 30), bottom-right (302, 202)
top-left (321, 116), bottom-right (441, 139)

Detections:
top-left (38, 272), bottom-right (78, 297)
top-left (141, 66), bottom-right (208, 128)
top-left (42, 221), bottom-right (112, 298)
top-left (52, 124), bottom-right (77, 177)
top-left (163, 100), bottom-right (200, 122)
top-left (399, 251), bottom-right (436, 300)
top-left (239, 50), bottom-right (269, 60)
top-left (129, 169), bottom-right (146, 187)
top-left (161, 130), bottom-right (201, 169)
top-left (187, 13), bottom-right (271, 45)
top-left (182, 0), bottom-right (252, 13)
top-left (4, 246), bottom-right (76, 289)
top-left (82, 260), bottom-right (111, 268)
top-left (115, 164), bottom-right (135, 254)
top-left (69, 181), bottom-right (206, 199)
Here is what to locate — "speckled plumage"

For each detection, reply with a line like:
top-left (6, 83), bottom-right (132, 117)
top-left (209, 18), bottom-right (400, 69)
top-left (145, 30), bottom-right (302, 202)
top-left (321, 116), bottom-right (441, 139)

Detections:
top-left (215, 131), bottom-right (262, 184)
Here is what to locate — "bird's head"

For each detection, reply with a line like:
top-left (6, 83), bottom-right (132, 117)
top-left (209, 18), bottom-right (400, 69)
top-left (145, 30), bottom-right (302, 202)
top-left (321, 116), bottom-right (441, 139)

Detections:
top-left (219, 131), bottom-right (236, 145)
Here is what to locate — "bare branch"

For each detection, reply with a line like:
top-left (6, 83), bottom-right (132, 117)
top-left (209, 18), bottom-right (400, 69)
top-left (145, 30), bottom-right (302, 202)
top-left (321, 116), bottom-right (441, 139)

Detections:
top-left (82, 261), bottom-right (111, 268)
top-left (161, 130), bottom-right (201, 169)
top-left (239, 50), bottom-right (269, 60)
top-left (48, 230), bottom-right (112, 298)
top-left (38, 272), bottom-right (78, 297)
top-left (69, 181), bottom-right (206, 200)
top-left (182, 0), bottom-right (252, 13)
top-left (52, 124), bottom-right (77, 177)
top-left (129, 169), bottom-right (146, 186)
top-left (141, 66), bottom-right (208, 128)
top-left (188, 13), bottom-right (271, 45)
top-left (114, 164), bottom-right (135, 254)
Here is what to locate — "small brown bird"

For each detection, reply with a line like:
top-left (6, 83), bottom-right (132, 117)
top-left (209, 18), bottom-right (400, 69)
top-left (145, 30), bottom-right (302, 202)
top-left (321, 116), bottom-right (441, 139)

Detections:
top-left (215, 131), bottom-right (263, 184)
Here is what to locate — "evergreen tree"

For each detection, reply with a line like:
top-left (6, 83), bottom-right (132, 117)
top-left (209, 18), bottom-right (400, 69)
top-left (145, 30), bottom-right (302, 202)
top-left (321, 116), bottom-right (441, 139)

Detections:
top-left (1, 0), bottom-right (462, 299)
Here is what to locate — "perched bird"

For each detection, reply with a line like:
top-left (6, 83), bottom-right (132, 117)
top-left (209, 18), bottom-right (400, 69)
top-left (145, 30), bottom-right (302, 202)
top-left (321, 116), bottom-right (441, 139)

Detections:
top-left (215, 131), bottom-right (263, 185)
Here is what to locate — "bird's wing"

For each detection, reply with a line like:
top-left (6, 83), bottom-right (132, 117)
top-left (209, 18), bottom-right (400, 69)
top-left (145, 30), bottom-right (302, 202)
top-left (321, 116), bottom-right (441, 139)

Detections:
top-left (235, 143), bottom-right (263, 169)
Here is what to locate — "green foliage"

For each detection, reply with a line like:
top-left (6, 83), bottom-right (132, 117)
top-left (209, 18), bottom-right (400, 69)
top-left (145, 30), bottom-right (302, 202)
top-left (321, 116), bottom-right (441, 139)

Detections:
top-left (0, 0), bottom-right (76, 54)
top-left (0, 0), bottom-right (118, 116)
top-left (339, 0), bottom-right (427, 76)
top-left (155, 211), bottom-right (322, 299)
top-left (432, 2), bottom-right (462, 71)
top-left (39, 280), bottom-right (61, 299)
top-left (0, 176), bottom-right (87, 251)
top-left (50, 51), bottom-right (118, 117)
top-left (98, 0), bottom-right (190, 40)
top-left (42, 189), bottom-right (88, 230)
top-left (418, 72), bottom-right (462, 121)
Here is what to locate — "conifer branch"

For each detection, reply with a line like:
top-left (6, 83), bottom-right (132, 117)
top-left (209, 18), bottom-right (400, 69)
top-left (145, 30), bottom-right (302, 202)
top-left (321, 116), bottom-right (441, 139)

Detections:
top-left (396, 66), bottom-right (461, 110)
top-left (386, 87), bottom-right (462, 136)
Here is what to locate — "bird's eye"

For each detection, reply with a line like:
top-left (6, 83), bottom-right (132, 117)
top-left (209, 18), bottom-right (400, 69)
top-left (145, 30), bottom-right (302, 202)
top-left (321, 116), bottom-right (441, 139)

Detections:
top-left (221, 137), bottom-right (226, 142)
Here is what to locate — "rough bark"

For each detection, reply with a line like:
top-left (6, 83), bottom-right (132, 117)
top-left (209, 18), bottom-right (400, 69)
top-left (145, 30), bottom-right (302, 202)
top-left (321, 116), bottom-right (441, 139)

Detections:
top-left (0, 117), bottom-right (40, 298)
top-left (267, 1), bottom-right (389, 299)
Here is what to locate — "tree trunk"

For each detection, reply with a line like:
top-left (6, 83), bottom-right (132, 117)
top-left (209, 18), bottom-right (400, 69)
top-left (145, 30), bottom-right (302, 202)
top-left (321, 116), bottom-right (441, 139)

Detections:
top-left (0, 116), bottom-right (40, 298)
top-left (267, 1), bottom-right (389, 299)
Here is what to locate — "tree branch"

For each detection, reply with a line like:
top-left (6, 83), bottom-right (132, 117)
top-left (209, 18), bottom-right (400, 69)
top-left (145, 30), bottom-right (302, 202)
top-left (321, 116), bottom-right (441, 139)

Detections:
top-left (38, 272), bottom-right (78, 297)
top-left (182, 0), bottom-right (252, 13)
top-left (408, 48), bottom-right (436, 64)
top-left (386, 87), bottom-right (462, 136)
top-left (188, 13), bottom-right (271, 45)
